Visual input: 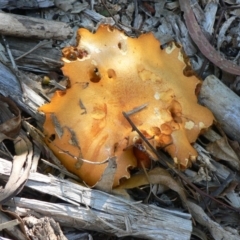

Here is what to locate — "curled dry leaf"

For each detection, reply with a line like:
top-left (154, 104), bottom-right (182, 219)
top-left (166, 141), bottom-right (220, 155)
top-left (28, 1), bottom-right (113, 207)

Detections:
top-left (0, 133), bottom-right (33, 204)
top-left (206, 137), bottom-right (240, 170)
top-left (219, 181), bottom-right (240, 208)
top-left (179, 0), bottom-right (240, 75)
top-left (94, 157), bottom-right (117, 191)
top-left (0, 95), bottom-right (21, 142)
top-left (39, 25), bottom-right (213, 186)
top-left (116, 167), bottom-right (187, 206)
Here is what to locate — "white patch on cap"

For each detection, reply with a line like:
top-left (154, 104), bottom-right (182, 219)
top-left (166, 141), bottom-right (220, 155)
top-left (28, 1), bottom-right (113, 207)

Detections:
top-left (199, 122), bottom-right (205, 129)
top-left (165, 43), bottom-right (176, 54)
top-left (154, 92), bottom-right (160, 100)
top-left (154, 107), bottom-right (160, 117)
top-left (178, 52), bottom-right (184, 63)
top-left (91, 60), bottom-right (97, 66)
top-left (185, 121), bottom-right (195, 130)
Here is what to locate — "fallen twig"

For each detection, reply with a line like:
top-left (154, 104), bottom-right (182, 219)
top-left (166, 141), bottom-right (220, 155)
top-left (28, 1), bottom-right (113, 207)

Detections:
top-left (179, 0), bottom-right (240, 75)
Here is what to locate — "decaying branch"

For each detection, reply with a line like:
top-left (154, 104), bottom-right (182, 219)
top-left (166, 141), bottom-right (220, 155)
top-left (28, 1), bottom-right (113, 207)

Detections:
top-left (0, 12), bottom-right (73, 40)
top-left (199, 75), bottom-right (240, 142)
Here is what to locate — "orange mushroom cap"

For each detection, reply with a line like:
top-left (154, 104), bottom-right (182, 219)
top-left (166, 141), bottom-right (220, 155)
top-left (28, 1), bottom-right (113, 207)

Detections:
top-left (39, 25), bottom-right (214, 186)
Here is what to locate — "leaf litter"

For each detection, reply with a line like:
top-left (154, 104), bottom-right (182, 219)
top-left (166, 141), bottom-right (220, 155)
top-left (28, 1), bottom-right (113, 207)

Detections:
top-left (1, 1), bottom-right (240, 239)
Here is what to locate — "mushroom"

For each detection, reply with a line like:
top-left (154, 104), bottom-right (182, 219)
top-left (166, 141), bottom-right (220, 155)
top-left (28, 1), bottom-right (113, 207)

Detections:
top-left (39, 25), bottom-right (214, 186)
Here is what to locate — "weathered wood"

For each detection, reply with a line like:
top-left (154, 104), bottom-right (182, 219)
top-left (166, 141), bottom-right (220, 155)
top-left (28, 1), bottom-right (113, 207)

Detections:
top-left (4, 37), bottom-right (62, 72)
top-left (199, 75), bottom-right (240, 142)
top-left (0, 12), bottom-right (73, 40)
top-left (0, 62), bottom-right (45, 122)
top-left (0, 212), bottom-right (26, 240)
top-left (23, 216), bottom-right (67, 240)
top-left (0, 157), bottom-right (192, 240)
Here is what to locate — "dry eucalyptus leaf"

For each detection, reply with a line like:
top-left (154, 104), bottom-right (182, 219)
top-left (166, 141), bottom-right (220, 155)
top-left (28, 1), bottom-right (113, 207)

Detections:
top-left (94, 157), bottom-right (117, 192)
top-left (220, 181), bottom-right (240, 208)
top-left (0, 95), bottom-right (21, 142)
top-left (224, 0), bottom-right (240, 4)
top-left (206, 137), bottom-right (240, 170)
top-left (0, 133), bottom-right (33, 204)
top-left (116, 167), bottom-right (188, 207)
top-left (180, 0), bottom-right (240, 75)
top-left (228, 139), bottom-right (240, 159)
top-left (191, 227), bottom-right (208, 240)
top-left (223, 191), bottom-right (240, 208)
top-left (230, 9), bottom-right (240, 16)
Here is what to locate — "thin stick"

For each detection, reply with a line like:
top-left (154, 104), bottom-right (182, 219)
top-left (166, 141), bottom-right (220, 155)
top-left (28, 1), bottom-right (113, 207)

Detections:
top-left (1, 35), bottom-right (17, 70)
top-left (15, 40), bottom-right (50, 61)
top-left (124, 103), bottom-right (148, 116)
top-left (122, 111), bottom-right (168, 168)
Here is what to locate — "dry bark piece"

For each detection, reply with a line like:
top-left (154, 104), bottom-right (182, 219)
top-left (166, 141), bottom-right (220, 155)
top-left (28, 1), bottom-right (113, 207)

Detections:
top-left (39, 25), bottom-right (214, 186)
top-left (199, 74), bottom-right (240, 142)
top-left (24, 216), bottom-right (67, 240)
